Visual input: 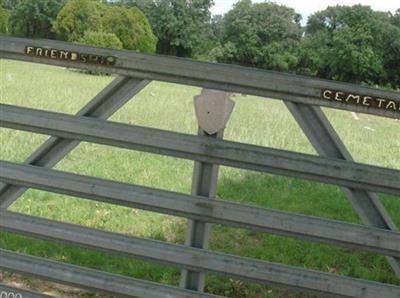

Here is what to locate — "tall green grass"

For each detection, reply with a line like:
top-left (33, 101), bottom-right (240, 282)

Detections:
top-left (0, 59), bottom-right (399, 297)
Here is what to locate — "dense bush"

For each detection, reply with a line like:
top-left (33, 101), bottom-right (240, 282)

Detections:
top-left (79, 30), bottom-right (123, 49)
top-left (132, 0), bottom-right (214, 57)
top-left (214, 0), bottom-right (302, 72)
top-left (0, 6), bottom-right (10, 33)
top-left (102, 6), bottom-right (156, 52)
top-left (9, 0), bottom-right (65, 38)
top-left (53, 0), bottom-right (156, 53)
top-left (0, 0), bottom-right (21, 10)
top-left (299, 5), bottom-right (400, 88)
top-left (53, 0), bottom-right (104, 42)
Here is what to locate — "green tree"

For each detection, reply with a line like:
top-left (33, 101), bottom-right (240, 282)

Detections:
top-left (115, 0), bottom-right (152, 12)
top-left (0, 5), bottom-right (10, 33)
top-left (102, 6), bottom-right (156, 52)
top-left (210, 14), bottom-right (224, 43)
top-left (391, 9), bottom-right (400, 28)
top-left (215, 0), bottom-right (302, 71)
top-left (299, 5), bottom-right (400, 88)
top-left (193, 14), bottom-right (224, 60)
top-left (54, 0), bottom-right (156, 53)
top-left (0, 0), bottom-right (21, 10)
top-left (9, 0), bottom-right (65, 38)
top-left (140, 0), bottom-right (214, 57)
top-left (79, 30), bottom-right (123, 49)
top-left (110, 0), bottom-right (214, 57)
top-left (384, 10), bottom-right (400, 88)
top-left (53, 0), bottom-right (104, 41)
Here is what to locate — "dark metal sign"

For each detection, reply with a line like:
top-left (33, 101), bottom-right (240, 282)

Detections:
top-left (321, 89), bottom-right (400, 112)
top-left (25, 46), bottom-right (116, 66)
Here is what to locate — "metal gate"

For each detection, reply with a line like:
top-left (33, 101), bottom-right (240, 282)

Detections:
top-left (0, 36), bottom-right (399, 298)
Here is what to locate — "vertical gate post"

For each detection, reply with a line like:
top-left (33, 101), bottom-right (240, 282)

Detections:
top-left (180, 89), bottom-right (234, 291)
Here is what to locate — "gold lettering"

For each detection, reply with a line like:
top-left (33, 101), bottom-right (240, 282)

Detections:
top-left (59, 51), bottom-right (69, 59)
top-left (25, 45), bottom-right (117, 65)
top-left (89, 55), bottom-right (99, 63)
top-left (80, 54), bottom-right (87, 63)
top-left (70, 52), bottom-right (78, 60)
top-left (50, 49), bottom-right (57, 58)
top-left (35, 48), bottom-right (43, 56)
top-left (362, 96), bottom-right (372, 106)
top-left (320, 88), bottom-right (399, 113)
top-left (334, 92), bottom-right (344, 102)
top-left (25, 46), bottom-right (34, 54)
top-left (345, 94), bottom-right (360, 103)
top-left (323, 90), bottom-right (333, 100)
top-left (386, 101), bottom-right (397, 111)
top-left (25, 46), bottom-right (118, 65)
top-left (376, 98), bottom-right (386, 108)
top-left (99, 56), bottom-right (106, 65)
top-left (106, 56), bottom-right (116, 65)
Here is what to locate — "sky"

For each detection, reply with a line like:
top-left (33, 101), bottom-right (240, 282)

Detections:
top-left (211, 0), bottom-right (399, 24)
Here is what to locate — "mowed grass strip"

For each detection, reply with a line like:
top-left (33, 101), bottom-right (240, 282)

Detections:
top-left (0, 59), bottom-right (399, 297)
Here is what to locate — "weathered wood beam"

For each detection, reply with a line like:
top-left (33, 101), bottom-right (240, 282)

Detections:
top-left (1, 161), bottom-right (400, 257)
top-left (1, 36), bottom-right (398, 119)
top-left (181, 90), bottom-right (234, 291)
top-left (1, 104), bottom-right (399, 195)
top-left (0, 249), bottom-right (221, 298)
top-left (1, 213), bottom-right (399, 298)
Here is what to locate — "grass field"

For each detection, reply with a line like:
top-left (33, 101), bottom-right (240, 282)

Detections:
top-left (0, 59), bottom-right (399, 297)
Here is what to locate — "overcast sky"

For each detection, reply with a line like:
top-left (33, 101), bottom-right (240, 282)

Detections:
top-left (211, 0), bottom-right (399, 24)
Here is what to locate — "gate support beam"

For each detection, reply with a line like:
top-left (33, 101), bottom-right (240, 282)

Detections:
top-left (0, 250), bottom-right (221, 298)
top-left (180, 89), bottom-right (234, 291)
top-left (0, 76), bottom-right (149, 209)
top-left (285, 102), bottom-right (400, 277)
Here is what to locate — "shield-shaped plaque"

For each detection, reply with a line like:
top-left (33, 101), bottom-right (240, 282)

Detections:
top-left (194, 89), bottom-right (235, 135)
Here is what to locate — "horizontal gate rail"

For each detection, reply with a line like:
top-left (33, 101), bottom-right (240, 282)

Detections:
top-left (0, 250), bottom-right (221, 298)
top-left (1, 161), bottom-right (400, 257)
top-left (0, 36), bottom-right (399, 119)
top-left (0, 284), bottom-right (55, 298)
top-left (1, 104), bottom-right (399, 195)
top-left (0, 75), bottom-right (149, 209)
top-left (1, 212), bottom-right (400, 298)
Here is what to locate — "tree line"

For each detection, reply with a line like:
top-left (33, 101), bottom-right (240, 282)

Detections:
top-left (0, 0), bottom-right (399, 88)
